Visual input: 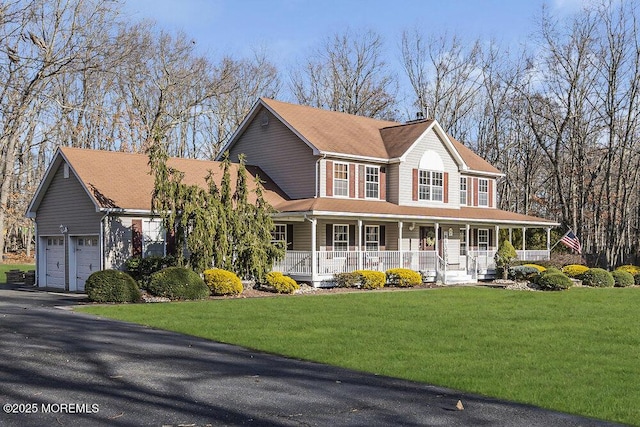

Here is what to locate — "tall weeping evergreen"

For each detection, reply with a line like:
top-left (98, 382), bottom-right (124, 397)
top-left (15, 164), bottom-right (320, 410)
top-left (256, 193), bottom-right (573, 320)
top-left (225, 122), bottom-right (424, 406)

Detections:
top-left (148, 142), bottom-right (220, 272)
top-left (149, 147), bottom-right (282, 279)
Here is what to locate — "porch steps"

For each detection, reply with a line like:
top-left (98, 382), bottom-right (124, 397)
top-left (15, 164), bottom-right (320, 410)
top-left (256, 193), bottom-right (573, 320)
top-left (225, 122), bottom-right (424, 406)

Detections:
top-left (441, 269), bottom-right (477, 285)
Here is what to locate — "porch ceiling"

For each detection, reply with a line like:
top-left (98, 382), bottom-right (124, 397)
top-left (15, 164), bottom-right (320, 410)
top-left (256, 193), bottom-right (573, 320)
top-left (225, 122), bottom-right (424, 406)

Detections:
top-left (272, 197), bottom-right (559, 227)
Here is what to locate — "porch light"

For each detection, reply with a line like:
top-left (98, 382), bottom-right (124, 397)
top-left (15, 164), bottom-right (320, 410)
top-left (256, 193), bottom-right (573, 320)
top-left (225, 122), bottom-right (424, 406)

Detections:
top-left (59, 224), bottom-right (68, 234)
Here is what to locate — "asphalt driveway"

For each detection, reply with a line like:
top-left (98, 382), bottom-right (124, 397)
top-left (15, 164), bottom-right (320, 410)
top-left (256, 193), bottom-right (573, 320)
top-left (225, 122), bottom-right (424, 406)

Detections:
top-left (0, 285), bottom-right (623, 426)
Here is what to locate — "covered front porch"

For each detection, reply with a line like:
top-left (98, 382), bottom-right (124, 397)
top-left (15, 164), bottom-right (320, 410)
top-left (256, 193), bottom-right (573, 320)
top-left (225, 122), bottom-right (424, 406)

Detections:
top-left (272, 216), bottom-right (553, 287)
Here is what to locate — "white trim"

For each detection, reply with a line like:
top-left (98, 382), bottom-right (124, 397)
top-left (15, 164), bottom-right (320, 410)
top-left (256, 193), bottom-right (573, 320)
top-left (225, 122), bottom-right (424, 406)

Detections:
top-left (364, 165), bottom-right (380, 199)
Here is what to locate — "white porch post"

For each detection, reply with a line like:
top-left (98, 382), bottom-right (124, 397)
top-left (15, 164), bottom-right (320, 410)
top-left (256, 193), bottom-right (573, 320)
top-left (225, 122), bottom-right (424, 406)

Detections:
top-left (357, 219), bottom-right (363, 270)
top-left (310, 218), bottom-right (317, 284)
top-left (522, 227), bottom-right (526, 252)
top-left (465, 223), bottom-right (470, 271)
top-left (398, 221), bottom-right (404, 269)
top-left (547, 227), bottom-right (551, 253)
top-left (435, 222), bottom-right (440, 258)
top-left (509, 228), bottom-right (513, 244)
top-left (495, 225), bottom-right (500, 249)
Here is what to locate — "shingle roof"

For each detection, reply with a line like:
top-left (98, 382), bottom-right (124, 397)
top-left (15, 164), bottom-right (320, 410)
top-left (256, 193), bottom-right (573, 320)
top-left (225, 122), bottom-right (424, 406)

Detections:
top-left (273, 198), bottom-right (557, 226)
top-left (58, 147), bottom-right (289, 212)
top-left (260, 98), bottom-right (500, 174)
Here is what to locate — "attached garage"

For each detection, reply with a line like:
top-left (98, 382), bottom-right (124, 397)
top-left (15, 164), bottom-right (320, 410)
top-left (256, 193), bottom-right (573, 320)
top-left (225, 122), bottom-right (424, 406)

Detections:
top-left (70, 236), bottom-right (100, 292)
top-left (44, 237), bottom-right (66, 289)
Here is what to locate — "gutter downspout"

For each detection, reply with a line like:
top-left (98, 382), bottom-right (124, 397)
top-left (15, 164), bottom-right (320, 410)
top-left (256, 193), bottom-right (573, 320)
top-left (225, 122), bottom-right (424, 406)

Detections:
top-left (315, 154), bottom-right (326, 198)
top-left (99, 209), bottom-right (115, 271)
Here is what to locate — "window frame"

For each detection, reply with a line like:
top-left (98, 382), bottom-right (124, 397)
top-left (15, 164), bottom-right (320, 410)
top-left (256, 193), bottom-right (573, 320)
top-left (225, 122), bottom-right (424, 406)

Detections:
top-left (478, 178), bottom-right (489, 207)
top-left (333, 162), bottom-right (349, 197)
top-left (460, 177), bottom-right (467, 205)
top-left (364, 225), bottom-right (380, 251)
top-left (142, 219), bottom-right (166, 257)
top-left (333, 224), bottom-right (349, 252)
top-left (418, 170), bottom-right (444, 202)
top-left (478, 228), bottom-right (489, 251)
top-left (272, 223), bottom-right (287, 244)
top-left (364, 166), bottom-right (379, 199)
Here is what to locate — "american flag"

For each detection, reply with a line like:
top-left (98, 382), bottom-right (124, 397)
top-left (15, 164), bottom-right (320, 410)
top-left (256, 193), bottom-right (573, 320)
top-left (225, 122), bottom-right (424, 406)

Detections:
top-left (560, 230), bottom-right (582, 254)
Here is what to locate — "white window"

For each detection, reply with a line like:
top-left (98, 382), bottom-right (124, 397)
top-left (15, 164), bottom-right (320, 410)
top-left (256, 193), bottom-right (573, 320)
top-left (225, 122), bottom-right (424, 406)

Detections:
top-left (478, 179), bottom-right (489, 206)
top-left (333, 224), bottom-right (349, 251)
top-left (365, 166), bottom-right (379, 199)
top-left (334, 163), bottom-right (349, 197)
top-left (478, 229), bottom-right (489, 251)
top-left (272, 224), bottom-right (286, 243)
top-left (460, 178), bottom-right (467, 205)
top-left (418, 170), bottom-right (443, 201)
top-left (365, 225), bottom-right (379, 251)
top-left (143, 220), bottom-right (165, 257)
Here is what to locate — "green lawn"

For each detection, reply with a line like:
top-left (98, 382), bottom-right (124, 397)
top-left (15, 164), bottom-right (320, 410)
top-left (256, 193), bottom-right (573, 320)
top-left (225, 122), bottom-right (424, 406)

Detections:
top-left (77, 287), bottom-right (640, 425)
top-left (0, 263), bottom-right (35, 283)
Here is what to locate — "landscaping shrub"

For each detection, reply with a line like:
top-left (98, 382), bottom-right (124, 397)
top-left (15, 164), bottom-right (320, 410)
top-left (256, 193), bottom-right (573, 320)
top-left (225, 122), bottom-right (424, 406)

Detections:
top-left (386, 268), bottom-right (422, 287)
top-left (562, 264), bottom-right (589, 278)
top-left (531, 267), bottom-right (563, 285)
top-left (265, 271), bottom-right (300, 294)
top-left (353, 270), bottom-right (386, 289)
top-left (615, 265), bottom-right (640, 276)
top-left (333, 271), bottom-right (385, 289)
top-left (125, 255), bottom-right (177, 287)
top-left (634, 273), bottom-right (640, 286)
top-left (508, 265), bottom-right (540, 281)
top-left (580, 268), bottom-right (614, 288)
top-left (537, 272), bottom-right (573, 291)
top-left (334, 272), bottom-right (360, 288)
top-left (612, 270), bottom-right (634, 287)
top-left (85, 269), bottom-right (141, 303)
top-left (203, 269), bottom-right (243, 296)
top-left (147, 266), bottom-right (209, 300)
top-left (495, 240), bottom-right (518, 279)
top-left (523, 263), bottom-right (546, 272)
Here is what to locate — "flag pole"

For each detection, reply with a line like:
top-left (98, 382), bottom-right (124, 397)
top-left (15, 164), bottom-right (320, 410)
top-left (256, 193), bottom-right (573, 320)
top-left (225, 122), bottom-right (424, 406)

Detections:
top-left (550, 229), bottom-right (570, 252)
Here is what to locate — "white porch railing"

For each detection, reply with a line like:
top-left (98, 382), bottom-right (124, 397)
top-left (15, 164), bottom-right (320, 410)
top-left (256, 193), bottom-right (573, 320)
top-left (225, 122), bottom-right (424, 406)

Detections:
top-left (273, 249), bottom-right (551, 278)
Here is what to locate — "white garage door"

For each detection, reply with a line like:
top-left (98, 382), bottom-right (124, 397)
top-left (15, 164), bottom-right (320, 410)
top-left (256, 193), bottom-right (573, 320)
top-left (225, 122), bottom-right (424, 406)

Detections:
top-left (74, 236), bottom-right (100, 292)
top-left (45, 237), bottom-right (65, 289)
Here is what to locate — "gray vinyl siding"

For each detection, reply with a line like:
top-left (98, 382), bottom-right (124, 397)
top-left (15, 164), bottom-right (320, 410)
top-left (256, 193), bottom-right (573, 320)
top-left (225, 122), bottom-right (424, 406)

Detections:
top-left (35, 162), bottom-right (102, 235)
top-left (292, 222), bottom-right (311, 251)
top-left (399, 130), bottom-right (461, 207)
top-left (104, 215), bottom-right (134, 270)
top-left (228, 107), bottom-right (317, 199)
top-left (386, 163), bottom-right (400, 204)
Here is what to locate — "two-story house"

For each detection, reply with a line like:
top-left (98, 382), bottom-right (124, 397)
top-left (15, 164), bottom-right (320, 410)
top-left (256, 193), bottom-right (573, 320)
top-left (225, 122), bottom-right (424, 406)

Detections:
top-left (222, 98), bottom-right (558, 286)
top-left (26, 98), bottom-right (557, 291)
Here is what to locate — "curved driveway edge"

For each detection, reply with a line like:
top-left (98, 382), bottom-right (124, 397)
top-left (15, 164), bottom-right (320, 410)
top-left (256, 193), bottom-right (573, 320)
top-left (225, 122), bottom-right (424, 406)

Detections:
top-left (0, 286), bottom-right (624, 426)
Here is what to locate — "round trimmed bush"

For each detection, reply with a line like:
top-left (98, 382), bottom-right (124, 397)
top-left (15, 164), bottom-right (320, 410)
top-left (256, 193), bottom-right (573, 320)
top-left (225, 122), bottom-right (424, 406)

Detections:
top-left (562, 264), bottom-right (589, 278)
top-left (580, 268), bottom-right (614, 287)
top-left (334, 272), bottom-right (360, 288)
top-left (616, 265), bottom-right (640, 276)
top-left (508, 265), bottom-right (539, 281)
top-left (386, 268), bottom-right (422, 287)
top-left (85, 270), bottom-right (141, 303)
top-left (147, 267), bottom-right (209, 300)
top-left (203, 269), bottom-right (243, 296)
top-left (353, 270), bottom-right (386, 289)
top-left (537, 272), bottom-right (573, 291)
top-left (265, 271), bottom-right (300, 294)
top-left (612, 270), bottom-right (634, 287)
top-left (522, 263), bottom-right (546, 272)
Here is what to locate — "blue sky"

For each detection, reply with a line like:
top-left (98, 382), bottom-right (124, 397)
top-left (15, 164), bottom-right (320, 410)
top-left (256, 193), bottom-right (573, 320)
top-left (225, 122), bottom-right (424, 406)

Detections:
top-left (120, 0), bottom-right (585, 99)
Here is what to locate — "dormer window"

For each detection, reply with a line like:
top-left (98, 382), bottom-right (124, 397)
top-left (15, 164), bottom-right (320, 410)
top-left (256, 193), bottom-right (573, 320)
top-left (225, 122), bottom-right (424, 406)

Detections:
top-left (418, 170), bottom-right (443, 201)
top-left (333, 162), bottom-right (349, 197)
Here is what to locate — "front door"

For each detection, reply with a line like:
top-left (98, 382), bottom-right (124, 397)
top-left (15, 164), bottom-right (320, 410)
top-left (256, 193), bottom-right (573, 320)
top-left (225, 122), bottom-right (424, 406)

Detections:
top-left (419, 226), bottom-right (436, 250)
